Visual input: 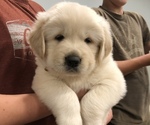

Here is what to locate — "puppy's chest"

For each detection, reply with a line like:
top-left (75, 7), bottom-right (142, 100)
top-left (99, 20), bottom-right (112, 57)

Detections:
top-left (65, 75), bottom-right (101, 92)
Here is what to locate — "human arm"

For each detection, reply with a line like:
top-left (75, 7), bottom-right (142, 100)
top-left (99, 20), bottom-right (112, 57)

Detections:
top-left (0, 90), bottom-right (112, 125)
top-left (116, 53), bottom-right (150, 75)
top-left (0, 94), bottom-right (51, 125)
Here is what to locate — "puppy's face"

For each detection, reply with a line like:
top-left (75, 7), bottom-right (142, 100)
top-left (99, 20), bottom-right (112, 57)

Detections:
top-left (29, 2), bottom-right (112, 77)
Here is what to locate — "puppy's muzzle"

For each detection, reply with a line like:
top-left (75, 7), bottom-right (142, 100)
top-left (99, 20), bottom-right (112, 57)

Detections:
top-left (65, 55), bottom-right (81, 72)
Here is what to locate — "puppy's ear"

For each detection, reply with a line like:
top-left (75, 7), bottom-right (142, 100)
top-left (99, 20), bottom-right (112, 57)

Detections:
top-left (28, 12), bottom-right (48, 59)
top-left (98, 21), bottom-right (113, 62)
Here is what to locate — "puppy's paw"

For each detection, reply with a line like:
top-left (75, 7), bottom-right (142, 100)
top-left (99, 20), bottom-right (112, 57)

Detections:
top-left (57, 115), bottom-right (82, 125)
top-left (83, 120), bottom-right (104, 125)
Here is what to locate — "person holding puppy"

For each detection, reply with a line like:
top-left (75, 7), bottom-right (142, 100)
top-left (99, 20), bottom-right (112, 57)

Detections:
top-left (0, 0), bottom-right (53, 124)
top-left (0, 0), bottom-right (112, 125)
top-left (93, 0), bottom-right (150, 125)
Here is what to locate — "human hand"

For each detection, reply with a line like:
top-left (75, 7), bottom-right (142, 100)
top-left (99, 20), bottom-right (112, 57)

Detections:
top-left (105, 109), bottom-right (113, 124)
top-left (77, 89), bottom-right (88, 101)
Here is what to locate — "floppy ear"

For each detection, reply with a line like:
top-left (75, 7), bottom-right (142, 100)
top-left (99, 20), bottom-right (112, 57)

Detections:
top-left (28, 12), bottom-right (48, 59)
top-left (98, 21), bottom-right (113, 62)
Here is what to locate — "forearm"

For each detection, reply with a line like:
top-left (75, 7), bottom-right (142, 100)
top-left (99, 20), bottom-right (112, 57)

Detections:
top-left (0, 94), bottom-right (51, 125)
top-left (116, 53), bottom-right (150, 75)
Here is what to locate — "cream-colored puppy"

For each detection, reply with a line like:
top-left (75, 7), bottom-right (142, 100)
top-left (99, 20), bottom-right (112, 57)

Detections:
top-left (29, 2), bottom-right (126, 125)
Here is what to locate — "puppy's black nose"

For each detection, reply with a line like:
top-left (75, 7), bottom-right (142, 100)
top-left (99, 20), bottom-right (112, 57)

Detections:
top-left (65, 55), bottom-right (81, 68)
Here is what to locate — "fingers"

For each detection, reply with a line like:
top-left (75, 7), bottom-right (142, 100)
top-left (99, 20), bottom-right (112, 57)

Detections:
top-left (106, 109), bottom-right (113, 124)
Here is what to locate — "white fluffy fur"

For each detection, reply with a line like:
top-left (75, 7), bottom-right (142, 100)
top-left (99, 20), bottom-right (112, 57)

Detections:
top-left (29, 2), bottom-right (126, 125)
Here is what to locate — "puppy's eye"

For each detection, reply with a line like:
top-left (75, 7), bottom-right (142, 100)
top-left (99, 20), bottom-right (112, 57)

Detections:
top-left (55, 34), bottom-right (64, 41)
top-left (85, 38), bottom-right (92, 44)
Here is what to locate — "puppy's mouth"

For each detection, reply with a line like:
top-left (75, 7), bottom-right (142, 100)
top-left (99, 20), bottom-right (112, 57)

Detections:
top-left (64, 54), bottom-right (81, 73)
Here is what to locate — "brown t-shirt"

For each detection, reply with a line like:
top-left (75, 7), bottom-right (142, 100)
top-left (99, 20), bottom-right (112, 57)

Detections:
top-left (93, 7), bottom-right (150, 125)
top-left (0, 0), bottom-right (44, 93)
top-left (0, 0), bottom-right (57, 124)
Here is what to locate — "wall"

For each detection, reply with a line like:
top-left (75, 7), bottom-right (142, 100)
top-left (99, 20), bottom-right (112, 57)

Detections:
top-left (34, 0), bottom-right (150, 28)
top-left (34, 0), bottom-right (150, 79)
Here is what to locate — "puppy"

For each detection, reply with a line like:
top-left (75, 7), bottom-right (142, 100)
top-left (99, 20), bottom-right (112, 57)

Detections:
top-left (29, 2), bottom-right (126, 125)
